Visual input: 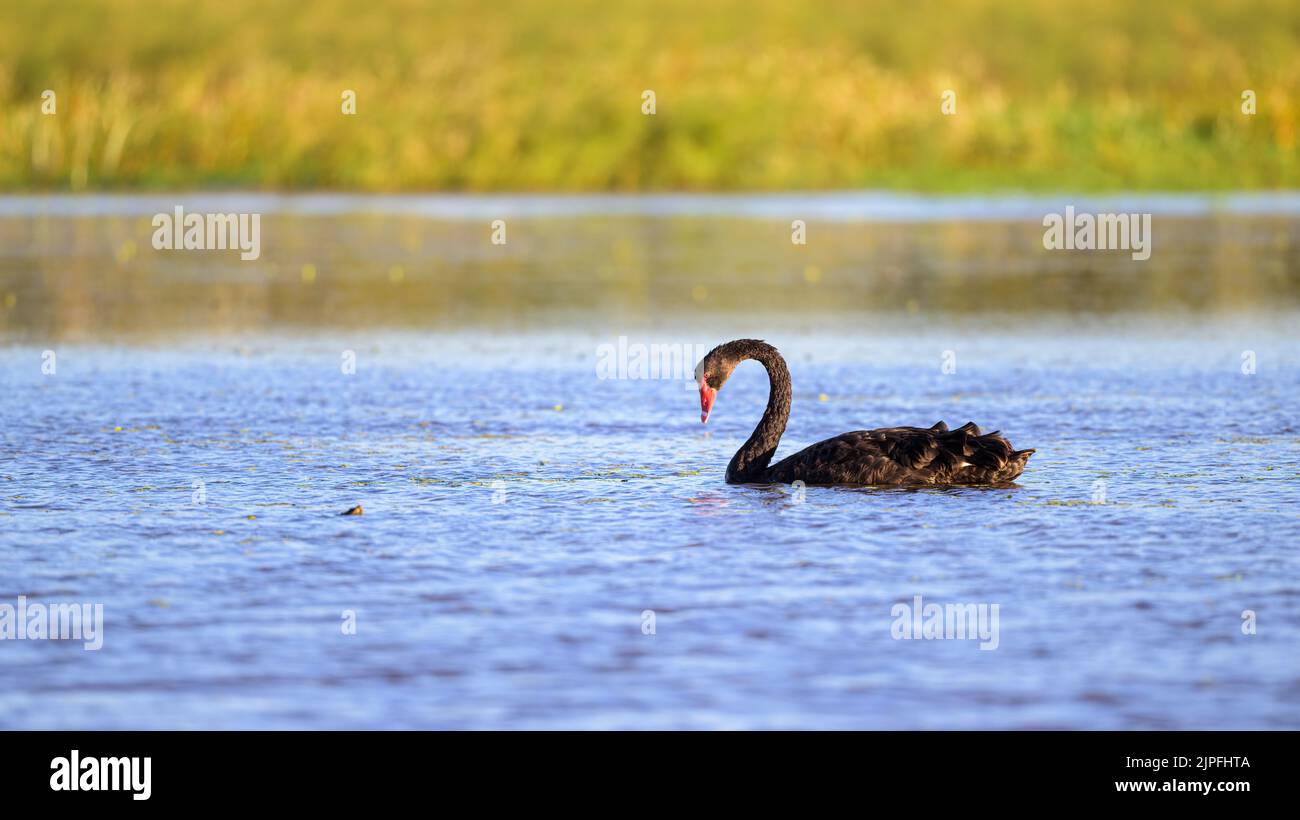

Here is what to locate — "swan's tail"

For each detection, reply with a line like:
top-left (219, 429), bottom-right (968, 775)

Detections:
top-left (1000, 448), bottom-right (1036, 481)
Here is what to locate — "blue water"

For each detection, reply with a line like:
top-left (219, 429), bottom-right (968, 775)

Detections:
top-left (7, 190), bottom-right (1300, 220)
top-left (3, 321), bottom-right (1298, 728)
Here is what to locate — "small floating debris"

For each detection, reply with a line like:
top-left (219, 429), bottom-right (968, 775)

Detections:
top-left (340, 505), bottom-right (363, 516)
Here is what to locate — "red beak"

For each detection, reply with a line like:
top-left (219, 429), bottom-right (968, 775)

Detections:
top-left (699, 382), bottom-right (717, 424)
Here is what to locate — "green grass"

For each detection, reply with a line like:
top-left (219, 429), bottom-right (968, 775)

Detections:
top-left (1, 0), bottom-right (1298, 191)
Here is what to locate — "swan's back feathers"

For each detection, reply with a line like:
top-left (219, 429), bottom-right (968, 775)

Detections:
top-left (763, 422), bottom-right (1033, 486)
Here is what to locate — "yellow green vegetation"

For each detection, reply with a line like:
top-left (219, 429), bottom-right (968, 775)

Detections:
top-left (1, 0), bottom-right (1297, 191)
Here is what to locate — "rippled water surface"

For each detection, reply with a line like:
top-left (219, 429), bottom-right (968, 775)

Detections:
top-left (2, 196), bottom-right (1299, 728)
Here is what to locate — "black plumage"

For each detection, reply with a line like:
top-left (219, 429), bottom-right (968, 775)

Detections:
top-left (696, 340), bottom-right (1035, 486)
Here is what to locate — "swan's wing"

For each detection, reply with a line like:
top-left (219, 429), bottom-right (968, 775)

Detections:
top-left (769, 425), bottom-right (1032, 485)
top-left (766, 430), bottom-right (920, 485)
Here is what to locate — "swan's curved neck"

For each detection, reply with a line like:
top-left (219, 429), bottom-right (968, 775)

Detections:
top-left (726, 344), bottom-right (792, 483)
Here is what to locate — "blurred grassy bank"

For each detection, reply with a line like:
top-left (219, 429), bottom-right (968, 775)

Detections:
top-left (1, 0), bottom-right (1297, 192)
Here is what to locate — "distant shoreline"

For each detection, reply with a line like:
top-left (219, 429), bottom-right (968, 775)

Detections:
top-left (5, 191), bottom-right (1300, 222)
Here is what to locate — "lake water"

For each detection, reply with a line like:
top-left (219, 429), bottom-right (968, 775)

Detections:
top-left (2, 194), bottom-right (1298, 729)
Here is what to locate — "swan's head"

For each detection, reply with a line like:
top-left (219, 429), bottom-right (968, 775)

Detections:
top-left (695, 341), bottom-right (749, 424)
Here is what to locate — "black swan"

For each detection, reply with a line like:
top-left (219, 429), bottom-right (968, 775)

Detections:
top-left (696, 339), bottom-right (1035, 486)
